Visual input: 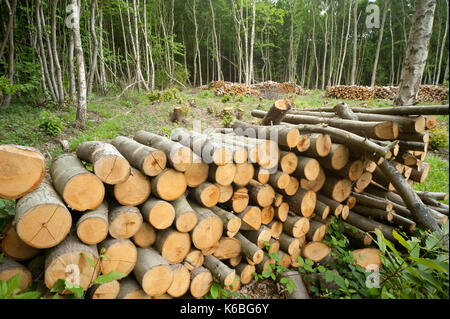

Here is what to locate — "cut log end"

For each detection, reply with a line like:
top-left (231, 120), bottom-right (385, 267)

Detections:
top-left (91, 280), bottom-right (121, 299)
top-left (302, 242), bottom-right (331, 263)
top-left (142, 265), bottom-right (173, 297)
top-left (374, 121), bottom-right (399, 140)
top-left (100, 239), bottom-right (137, 275)
top-left (16, 204), bottom-right (72, 249)
top-left (153, 169), bottom-right (187, 201)
top-left (63, 173), bottom-right (105, 212)
top-left (297, 135), bottom-right (311, 152)
top-left (94, 155), bottom-right (130, 185)
top-left (77, 217), bottom-right (109, 245)
top-left (113, 168), bottom-right (151, 207)
top-left (184, 161), bottom-right (209, 188)
top-left (1, 226), bottom-right (41, 261)
top-left (0, 145), bottom-right (46, 200)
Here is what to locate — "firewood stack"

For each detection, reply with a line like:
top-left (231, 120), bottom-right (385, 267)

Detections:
top-left (325, 85), bottom-right (448, 102)
top-left (210, 81), bottom-right (307, 97)
top-left (0, 100), bottom-right (448, 299)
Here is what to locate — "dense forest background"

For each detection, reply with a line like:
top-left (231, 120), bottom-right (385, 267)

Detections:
top-left (0, 0), bottom-right (448, 105)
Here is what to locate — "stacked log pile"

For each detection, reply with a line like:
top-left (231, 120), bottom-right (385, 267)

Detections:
top-left (209, 81), bottom-right (306, 97)
top-left (325, 85), bottom-right (448, 102)
top-left (0, 100), bottom-right (448, 299)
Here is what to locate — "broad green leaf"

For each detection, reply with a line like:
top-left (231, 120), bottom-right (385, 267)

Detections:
top-left (50, 279), bottom-right (67, 293)
top-left (0, 253), bottom-right (4, 263)
top-left (317, 266), bottom-right (326, 273)
top-left (210, 284), bottom-right (219, 299)
top-left (409, 257), bottom-right (447, 273)
top-left (375, 230), bottom-right (386, 253)
top-left (262, 270), bottom-right (270, 278)
top-left (392, 230), bottom-right (411, 251)
top-left (324, 270), bottom-right (335, 283)
top-left (334, 274), bottom-right (346, 289)
top-left (52, 293), bottom-right (60, 299)
top-left (68, 286), bottom-right (84, 298)
top-left (0, 280), bottom-right (9, 298)
top-left (279, 278), bottom-right (287, 284)
top-left (7, 274), bottom-right (21, 297)
top-left (81, 253), bottom-right (96, 268)
top-left (93, 271), bottom-right (126, 285)
top-left (297, 256), bottom-right (305, 266)
top-left (270, 273), bottom-right (276, 280)
top-left (305, 258), bottom-right (314, 266)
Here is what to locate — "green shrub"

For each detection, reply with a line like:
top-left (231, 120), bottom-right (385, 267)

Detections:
top-left (160, 88), bottom-right (179, 102)
top-left (200, 90), bottom-right (215, 99)
top-left (429, 122), bottom-right (449, 149)
top-left (221, 94), bottom-right (232, 103)
top-left (0, 199), bottom-right (15, 233)
top-left (220, 109), bottom-right (234, 127)
top-left (147, 91), bottom-right (160, 103)
top-left (38, 110), bottom-right (64, 136)
top-left (235, 95), bottom-right (244, 102)
top-left (296, 217), bottom-right (449, 299)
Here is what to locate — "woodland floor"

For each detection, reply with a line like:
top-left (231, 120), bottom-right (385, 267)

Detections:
top-left (0, 87), bottom-right (448, 299)
top-left (1, 86), bottom-right (448, 198)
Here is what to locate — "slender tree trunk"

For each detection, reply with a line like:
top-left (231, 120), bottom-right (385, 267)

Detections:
top-left (350, 0), bottom-right (358, 85)
top-left (51, 0), bottom-right (65, 103)
top-left (41, 5), bottom-right (59, 101)
top-left (87, 0), bottom-right (98, 99)
top-left (1, 0), bottom-right (16, 107)
top-left (327, 0), bottom-right (335, 87)
top-left (389, 6), bottom-right (395, 85)
top-left (118, 7), bottom-right (131, 84)
top-left (394, 0), bottom-right (438, 106)
top-left (68, 32), bottom-right (76, 100)
top-left (443, 56), bottom-right (449, 85)
top-left (435, 0), bottom-right (448, 85)
top-left (321, 0), bottom-right (329, 90)
top-left (71, 0), bottom-right (87, 129)
top-left (311, 2), bottom-right (319, 89)
top-left (242, 0), bottom-right (249, 85)
top-left (249, 0), bottom-right (256, 84)
top-left (98, 0), bottom-right (107, 93)
top-left (370, 0), bottom-right (389, 88)
top-left (193, 0), bottom-right (202, 86)
top-left (35, 0), bottom-right (56, 101)
top-left (209, 0), bottom-right (223, 81)
top-left (230, 0), bottom-right (243, 83)
top-left (338, 0), bottom-right (352, 85)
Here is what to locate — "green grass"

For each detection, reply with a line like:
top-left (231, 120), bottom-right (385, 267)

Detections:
top-left (414, 152), bottom-right (449, 205)
top-left (0, 87), bottom-right (448, 195)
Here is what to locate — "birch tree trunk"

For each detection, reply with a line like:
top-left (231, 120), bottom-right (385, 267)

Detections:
top-left (1, 0), bottom-right (16, 108)
top-left (249, 0), bottom-right (256, 84)
top-left (209, 0), bottom-right (223, 81)
top-left (370, 0), bottom-right (389, 88)
top-left (98, 0), bottom-right (107, 93)
top-left (321, 0), bottom-right (329, 90)
top-left (87, 0), bottom-right (98, 99)
top-left (70, 0), bottom-right (88, 129)
top-left (393, 0), bottom-right (437, 106)
top-left (51, 0), bottom-right (65, 103)
top-left (435, 0), bottom-right (448, 85)
top-left (350, 0), bottom-right (358, 85)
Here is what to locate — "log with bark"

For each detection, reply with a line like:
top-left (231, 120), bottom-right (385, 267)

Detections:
top-left (132, 247), bottom-right (173, 297)
top-left (252, 110), bottom-right (400, 140)
top-left (76, 141), bottom-right (130, 184)
top-left (50, 154), bottom-right (105, 211)
top-left (135, 130), bottom-right (193, 172)
top-left (111, 136), bottom-right (167, 176)
top-left (15, 179), bottom-right (72, 249)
